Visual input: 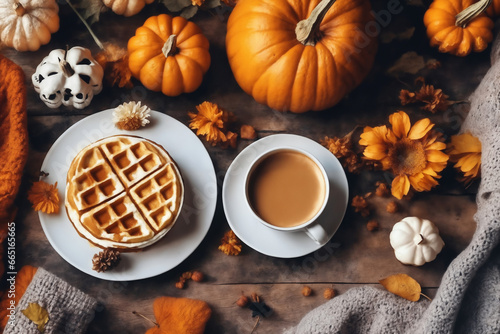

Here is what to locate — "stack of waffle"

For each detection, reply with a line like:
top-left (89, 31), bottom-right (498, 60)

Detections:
top-left (65, 135), bottom-right (184, 251)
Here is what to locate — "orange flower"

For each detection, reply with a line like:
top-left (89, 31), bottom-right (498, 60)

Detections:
top-left (189, 102), bottom-right (234, 147)
top-left (218, 230), bottom-right (242, 256)
top-left (27, 181), bottom-right (60, 214)
top-left (359, 111), bottom-right (448, 199)
top-left (447, 132), bottom-right (481, 185)
top-left (415, 84), bottom-right (450, 113)
top-left (95, 43), bottom-right (133, 89)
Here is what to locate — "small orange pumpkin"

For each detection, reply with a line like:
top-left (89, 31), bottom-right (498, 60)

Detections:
top-left (424, 0), bottom-right (494, 56)
top-left (226, 0), bottom-right (377, 113)
top-left (128, 14), bottom-right (211, 96)
top-left (103, 0), bottom-right (154, 17)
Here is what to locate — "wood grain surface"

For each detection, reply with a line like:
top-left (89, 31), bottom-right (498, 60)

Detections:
top-left (1, 1), bottom-right (487, 333)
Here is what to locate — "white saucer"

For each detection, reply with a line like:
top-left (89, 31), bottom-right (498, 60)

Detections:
top-left (39, 109), bottom-right (217, 281)
top-left (222, 134), bottom-right (348, 258)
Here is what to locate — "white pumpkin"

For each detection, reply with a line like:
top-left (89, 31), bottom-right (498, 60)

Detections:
top-left (32, 47), bottom-right (104, 109)
top-left (0, 0), bottom-right (59, 51)
top-left (390, 216), bottom-right (445, 266)
top-left (103, 0), bottom-right (154, 17)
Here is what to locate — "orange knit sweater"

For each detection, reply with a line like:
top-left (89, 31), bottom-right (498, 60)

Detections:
top-left (0, 55), bottom-right (28, 225)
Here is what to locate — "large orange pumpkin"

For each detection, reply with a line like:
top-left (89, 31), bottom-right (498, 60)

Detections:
top-left (424, 0), bottom-right (494, 56)
top-left (226, 0), bottom-right (377, 113)
top-left (128, 14), bottom-right (211, 96)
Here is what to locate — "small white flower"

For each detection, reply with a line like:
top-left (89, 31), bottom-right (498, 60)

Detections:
top-left (113, 101), bottom-right (151, 130)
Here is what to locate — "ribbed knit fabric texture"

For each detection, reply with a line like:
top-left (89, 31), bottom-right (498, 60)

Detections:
top-left (284, 31), bottom-right (500, 334)
top-left (0, 54), bottom-right (28, 225)
top-left (3, 268), bottom-right (97, 334)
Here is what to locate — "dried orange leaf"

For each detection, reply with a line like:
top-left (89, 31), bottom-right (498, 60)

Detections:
top-left (379, 273), bottom-right (421, 301)
top-left (21, 302), bottom-right (49, 332)
top-left (386, 51), bottom-right (425, 77)
top-left (240, 125), bottom-right (257, 140)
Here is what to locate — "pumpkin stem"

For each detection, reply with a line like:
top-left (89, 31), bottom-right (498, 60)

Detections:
top-left (415, 234), bottom-right (425, 245)
top-left (13, 2), bottom-right (26, 16)
top-left (132, 311), bottom-right (159, 327)
top-left (455, 0), bottom-right (492, 27)
top-left (296, 0), bottom-right (337, 46)
top-left (162, 35), bottom-right (178, 57)
top-left (59, 45), bottom-right (75, 77)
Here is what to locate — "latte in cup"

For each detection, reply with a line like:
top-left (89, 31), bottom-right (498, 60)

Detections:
top-left (247, 149), bottom-right (327, 228)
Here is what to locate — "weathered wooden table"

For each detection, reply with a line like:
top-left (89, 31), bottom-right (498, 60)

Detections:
top-left (3, 1), bottom-right (487, 333)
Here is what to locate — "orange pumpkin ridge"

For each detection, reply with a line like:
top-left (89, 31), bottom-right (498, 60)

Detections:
top-left (226, 0), bottom-right (377, 113)
top-left (128, 14), bottom-right (211, 97)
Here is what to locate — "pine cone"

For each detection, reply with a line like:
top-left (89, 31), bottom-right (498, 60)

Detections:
top-left (92, 249), bottom-right (121, 273)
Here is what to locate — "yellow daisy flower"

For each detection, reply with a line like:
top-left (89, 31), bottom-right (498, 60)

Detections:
top-left (359, 111), bottom-right (449, 199)
top-left (447, 132), bottom-right (481, 185)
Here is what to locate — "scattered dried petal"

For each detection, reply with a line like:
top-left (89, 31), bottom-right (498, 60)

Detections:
top-left (95, 43), bottom-right (133, 88)
top-left (351, 195), bottom-right (370, 217)
top-left (240, 125), bottom-right (257, 140)
top-left (425, 59), bottom-right (441, 69)
top-left (366, 220), bottom-right (379, 231)
top-left (399, 89), bottom-right (417, 105)
top-left (375, 182), bottom-right (390, 197)
top-left (321, 130), bottom-right (366, 174)
top-left (251, 293), bottom-right (260, 303)
top-left (386, 201), bottom-right (399, 213)
top-left (27, 181), bottom-right (60, 214)
top-left (236, 295), bottom-right (249, 307)
top-left (218, 230), bottom-right (242, 256)
top-left (175, 281), bottom-right (185, 289)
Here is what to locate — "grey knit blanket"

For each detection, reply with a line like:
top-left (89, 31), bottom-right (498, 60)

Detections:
top-left (4, 268), bottom-right (97, 334)
top-left (284, 34), bottom-right (500, 334)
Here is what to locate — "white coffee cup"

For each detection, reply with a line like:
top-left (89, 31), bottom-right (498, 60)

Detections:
top-left (244, 147), bottom-right (330, 245)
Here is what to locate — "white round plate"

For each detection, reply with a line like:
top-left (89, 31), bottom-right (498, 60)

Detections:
top-left (222, 134), bottom-right (348, 258)
top-left (39, 110), bottom-right (217, 281)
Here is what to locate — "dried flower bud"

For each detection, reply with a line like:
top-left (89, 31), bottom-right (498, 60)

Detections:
top-left (236, 295), bottom-right (249, 307)
top-left (175, 281), bottom-right (185, 289)
top-left (323, 288), bottom-right (335, 300)
top-left (181, 271), bottom-right (192, 280)
top-left (375, 182), bottom-right (389, 197)
top-left (301, 286), bottom-right (312, 297)
top-left (386, 201), bottom-right (399, 213)
top-left (191, 270), bottom-right (204, 282)
top-left (352, 195), bottom-right (370, 217)
top-left (366, 220), bottom-right (379, 232)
